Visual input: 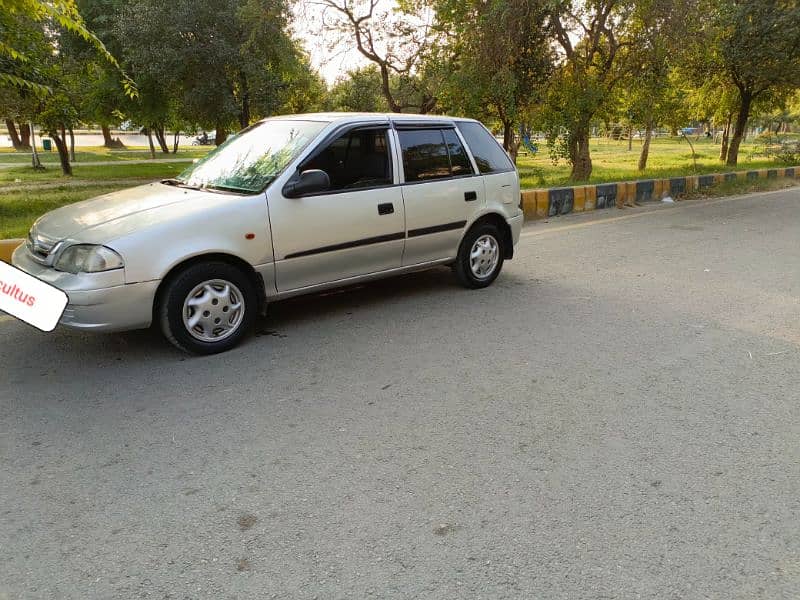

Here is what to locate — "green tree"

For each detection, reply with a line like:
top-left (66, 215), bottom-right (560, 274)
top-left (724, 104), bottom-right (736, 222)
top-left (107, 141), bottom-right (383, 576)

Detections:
top-left (700, 0), bottom-right (800, 166)
top-left (683, 75), bottom-right (739, 160)
top-left (70, 0), bottom-right (129, 147)
top-left (0, 0), bottom-right (132, 94)
top-left (117, 0), bottom-right (312, 145)
top-left (316, 0), bottom-right (440, 113)
top-left (328, 66), bottom-right (388, 112)
top-left (619, 0), bottom-right (692, 171)
top-left (430, 0), bottom-right (554, 162)
top-left (542, 0), bottom-right (636, 182)
top-left (1, 8), bottom-right (77, 172)
top-left (0, 10), bottom-right (48, 154)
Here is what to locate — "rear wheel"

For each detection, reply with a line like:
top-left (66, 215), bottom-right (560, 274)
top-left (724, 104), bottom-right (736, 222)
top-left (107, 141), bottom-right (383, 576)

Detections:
top-left (453, 222), bottom-right (505, 289)
top-left (158, 262), bottom-right (257, 354)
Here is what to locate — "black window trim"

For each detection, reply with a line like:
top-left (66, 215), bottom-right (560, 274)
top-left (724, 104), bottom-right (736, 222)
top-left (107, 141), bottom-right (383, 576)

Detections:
top-left (392, 120), bottom-right (455, 130)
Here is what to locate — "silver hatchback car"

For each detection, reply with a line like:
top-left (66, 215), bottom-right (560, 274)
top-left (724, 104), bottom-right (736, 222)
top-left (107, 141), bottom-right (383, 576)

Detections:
top-left (14, 113), bottom-right (523, 354)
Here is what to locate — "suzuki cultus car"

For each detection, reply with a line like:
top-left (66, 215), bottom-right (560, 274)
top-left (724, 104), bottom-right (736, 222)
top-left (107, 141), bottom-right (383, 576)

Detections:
top-left (14, 113), bottom-right (523, 354)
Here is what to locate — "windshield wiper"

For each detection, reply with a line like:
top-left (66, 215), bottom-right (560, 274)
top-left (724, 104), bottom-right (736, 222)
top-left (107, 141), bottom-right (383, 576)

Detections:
top-left (161, 178), bottom-right (201, 190)
top-left (201, 183), bottom-right (254, 195)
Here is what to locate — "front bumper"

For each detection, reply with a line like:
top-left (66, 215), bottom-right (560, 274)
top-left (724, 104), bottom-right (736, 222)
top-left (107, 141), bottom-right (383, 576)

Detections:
top-left (12, 244), bottom-right (159, 332)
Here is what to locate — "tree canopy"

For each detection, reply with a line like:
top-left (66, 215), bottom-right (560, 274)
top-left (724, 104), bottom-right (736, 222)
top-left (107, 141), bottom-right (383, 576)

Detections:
top-left (2, 0), bottom-right (800, 179)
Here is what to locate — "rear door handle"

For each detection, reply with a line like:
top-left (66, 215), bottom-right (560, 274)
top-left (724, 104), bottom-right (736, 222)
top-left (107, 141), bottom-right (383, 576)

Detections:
top-left (464, 191), bottom-right (478, 202)
top-left (377, 202), bottom-right (394, 215)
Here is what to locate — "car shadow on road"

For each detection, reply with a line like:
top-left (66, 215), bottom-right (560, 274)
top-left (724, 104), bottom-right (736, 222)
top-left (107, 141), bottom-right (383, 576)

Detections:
top-left (2, 266), bottom-right (531, 369)
top-left (260, 266), bottom-right (460, 330)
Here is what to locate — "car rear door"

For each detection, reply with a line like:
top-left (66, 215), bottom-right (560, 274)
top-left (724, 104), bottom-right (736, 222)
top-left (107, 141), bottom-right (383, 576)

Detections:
top-left (269, 124), bottom-right (406, 292)
top-left (395, 125), bottom-right (485, 266)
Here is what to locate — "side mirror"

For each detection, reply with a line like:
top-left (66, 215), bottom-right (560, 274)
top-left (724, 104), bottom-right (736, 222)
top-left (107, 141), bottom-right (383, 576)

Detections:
top-left (283, 169), bottom-right (330, 198)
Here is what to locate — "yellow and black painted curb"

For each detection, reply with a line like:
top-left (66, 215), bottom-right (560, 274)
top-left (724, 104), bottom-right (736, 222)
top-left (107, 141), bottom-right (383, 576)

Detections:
top-left (521, 166), bottom-right (800, 221)
top-left (0, 239), bottom-right (23, 263)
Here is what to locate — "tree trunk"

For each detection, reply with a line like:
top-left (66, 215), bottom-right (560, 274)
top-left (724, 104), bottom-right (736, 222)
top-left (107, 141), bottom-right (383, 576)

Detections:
top-left (68, 126), bottom-right (76, 162)
top-left (19, 123), bottom-right (31, 149)
top-left (146, 127), bottom-right (156, 159)
top-left (727, 91), bottom-right (752, 167)
top-left (215, 124), bottom-right (228, 146)
top-left (29, 123), bottom-right (43, 169)
top-left (239, 73), bottom-right (251, 130)
top-left (101, 124), bottom-right (114, 147)
top-left (159, 125), bottom-right (169, 154)
top-left (501, 120), bottom-right (521, 164)
top-left (418, 95), bottom-right (437, 115)
top-left (627, 126), bottom-right (633, 151)
top-left (6, 120), bottom-right (22, 150)
top-left (569, 129), bottom-right (592, 182)
top-left (719, 113), bottom-right (732, 162)
top-left (154, 125), bottom-right (169, 154)
top-left (48, 129), bottom-right (72, 176)
top-left (638, 123), bottom-right (653, 171)
top-left (378, 64), bottom-right (401, 113)
top-left (172, 131), bottom-right (180, 154)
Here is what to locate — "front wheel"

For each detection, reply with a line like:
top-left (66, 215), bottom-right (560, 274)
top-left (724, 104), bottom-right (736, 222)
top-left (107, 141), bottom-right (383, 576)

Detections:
top-left (158, 262), bottom-right (257, 355)
top-left (453, 223), bottom-right (505, 289)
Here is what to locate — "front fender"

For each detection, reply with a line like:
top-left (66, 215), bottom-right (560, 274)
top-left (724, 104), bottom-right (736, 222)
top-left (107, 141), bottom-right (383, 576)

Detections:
top-left (108, 195), bottom-right (273, 284)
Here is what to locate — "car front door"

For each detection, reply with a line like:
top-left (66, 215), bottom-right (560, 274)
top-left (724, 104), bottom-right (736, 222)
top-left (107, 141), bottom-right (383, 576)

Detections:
top-left (269, 125), bottom-right (405, 292)
top-left (396, 126), bottom-right (486, 266)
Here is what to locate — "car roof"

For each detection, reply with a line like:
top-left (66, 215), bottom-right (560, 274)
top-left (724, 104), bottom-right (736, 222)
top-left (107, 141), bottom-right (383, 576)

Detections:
top-left (261, 112), bottom-right (480, 125)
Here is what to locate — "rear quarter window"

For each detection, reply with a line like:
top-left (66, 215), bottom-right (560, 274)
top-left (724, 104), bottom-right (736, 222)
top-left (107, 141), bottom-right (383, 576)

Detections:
top-left (456, 122), bottom-right (515, 174)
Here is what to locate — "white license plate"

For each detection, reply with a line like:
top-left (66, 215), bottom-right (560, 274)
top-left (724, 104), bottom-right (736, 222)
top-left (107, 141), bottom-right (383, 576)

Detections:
top-left (0, 259), bottom-right (68, 332)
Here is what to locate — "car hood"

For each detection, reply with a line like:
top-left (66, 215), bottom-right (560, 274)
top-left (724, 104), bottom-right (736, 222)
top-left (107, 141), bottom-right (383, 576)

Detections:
top-left (31, 183), bottom-right (220, 243)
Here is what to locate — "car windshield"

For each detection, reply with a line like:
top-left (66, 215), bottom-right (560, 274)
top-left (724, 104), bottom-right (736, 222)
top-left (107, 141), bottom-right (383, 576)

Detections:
top-left (175, 120), bottom-right (327, 194)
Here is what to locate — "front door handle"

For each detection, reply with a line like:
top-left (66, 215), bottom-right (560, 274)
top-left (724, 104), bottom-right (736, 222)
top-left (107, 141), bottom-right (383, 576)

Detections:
top-left (377, 202), bottom-right (394, 215)
top-left (464, 191), bottom-right (478, 202)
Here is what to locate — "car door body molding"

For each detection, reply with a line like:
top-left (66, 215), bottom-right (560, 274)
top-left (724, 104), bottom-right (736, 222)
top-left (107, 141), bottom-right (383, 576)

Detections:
top-left (407, 220), bottom-right (467, 238)
top-left (284, 231), bottom-right (406, 259)
top-left (284, 219), bottom-right (468, 259)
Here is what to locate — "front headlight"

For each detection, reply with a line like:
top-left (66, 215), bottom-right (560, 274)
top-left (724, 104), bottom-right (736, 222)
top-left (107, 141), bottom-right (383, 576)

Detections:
top-left (54, 244), bottom-right (124, 274)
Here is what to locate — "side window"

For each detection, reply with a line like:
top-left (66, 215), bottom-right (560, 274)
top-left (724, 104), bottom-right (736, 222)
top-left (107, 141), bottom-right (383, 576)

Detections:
top-left (398, 128), bottom-right (475, 182)
top-left (443, 129), bottom-right (473, 176)
top-left (301, 128), bottom-right (392, 191)
top-left (455, 121), bottom-right (515, 174)
top-left (398, 129), bottom-right (451, 182)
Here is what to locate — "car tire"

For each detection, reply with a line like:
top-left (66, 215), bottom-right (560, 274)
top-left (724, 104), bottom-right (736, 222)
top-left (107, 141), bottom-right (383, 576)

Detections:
top-left (453, 222), bottom-right (505, 289)
top-left (158, 261), bottom-right (257, 355)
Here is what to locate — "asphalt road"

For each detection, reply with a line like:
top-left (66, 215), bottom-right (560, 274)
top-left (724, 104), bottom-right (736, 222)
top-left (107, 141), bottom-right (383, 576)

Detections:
top-left (2, 189), bottom-right (799, 600)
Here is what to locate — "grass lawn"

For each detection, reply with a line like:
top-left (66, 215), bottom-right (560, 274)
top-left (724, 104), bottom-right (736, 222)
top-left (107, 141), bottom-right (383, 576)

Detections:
top-left (517, 136), bottom-right (792, 188)
top-left (0, 145), bottom-right (208, 164)
top-left (1, 135), bottom-right (796, 240)
top-left (0, 161), bottom-right (190, 185)
top-left (0, 185), bottom-right (131, 239)
top-left (682, 174), bottom-right (799, 200)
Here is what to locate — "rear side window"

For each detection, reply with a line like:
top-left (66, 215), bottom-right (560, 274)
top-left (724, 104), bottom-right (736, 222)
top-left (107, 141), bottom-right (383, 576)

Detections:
top-left (398, 130), bottom-right (451, 182)
top-left (455, 122), bottom-right (515, 174)
top-left (442, 129), bottom-right (473, 176)
top-left (399, 128), bottom-right (475, 182)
